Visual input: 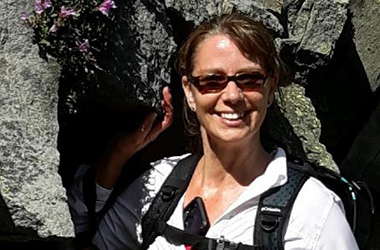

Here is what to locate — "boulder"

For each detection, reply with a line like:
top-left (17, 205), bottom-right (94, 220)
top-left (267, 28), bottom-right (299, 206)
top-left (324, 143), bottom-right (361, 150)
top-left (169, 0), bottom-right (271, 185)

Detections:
top-left (349, 0), bottom-right (380, 91)
top-left (0, 0), bottom-right (74, 243)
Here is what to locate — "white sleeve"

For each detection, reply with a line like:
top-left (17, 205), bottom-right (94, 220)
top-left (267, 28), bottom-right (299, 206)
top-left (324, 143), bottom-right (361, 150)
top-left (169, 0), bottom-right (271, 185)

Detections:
top-left (92, 174), bottom-right (147, 250)
top-left (92, 155), bottom-right (186, 250)
top-left (67, 164), bottom-right (113, 234)
top-left (316, 197), bottom-right (359, 249)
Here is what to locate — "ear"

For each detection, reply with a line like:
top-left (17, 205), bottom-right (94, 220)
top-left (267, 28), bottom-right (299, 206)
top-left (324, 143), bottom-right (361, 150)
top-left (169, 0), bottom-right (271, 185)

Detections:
top-left (267, 75), bottom-right (278, 107)
top-left (267, 92), bottom-right (274, 107)
top-left (182, 76), bottom-right (196, 111)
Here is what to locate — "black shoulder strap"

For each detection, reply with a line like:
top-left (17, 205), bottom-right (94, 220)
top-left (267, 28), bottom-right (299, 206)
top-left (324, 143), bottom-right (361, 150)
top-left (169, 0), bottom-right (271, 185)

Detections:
top-left (141, 154), bottom-right (201, 250)
top-left (254, 160), bottom-right (310, 250)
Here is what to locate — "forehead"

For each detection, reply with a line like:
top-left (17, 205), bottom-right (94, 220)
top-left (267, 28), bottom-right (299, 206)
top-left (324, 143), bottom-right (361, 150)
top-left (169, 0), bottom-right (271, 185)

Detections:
top-left (193, 34), bottom-right (263, 74)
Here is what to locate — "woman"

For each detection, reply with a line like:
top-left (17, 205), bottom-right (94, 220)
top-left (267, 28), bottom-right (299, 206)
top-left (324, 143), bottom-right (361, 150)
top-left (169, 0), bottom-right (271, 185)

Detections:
top-left (69, 11), bottom-right (359, 250)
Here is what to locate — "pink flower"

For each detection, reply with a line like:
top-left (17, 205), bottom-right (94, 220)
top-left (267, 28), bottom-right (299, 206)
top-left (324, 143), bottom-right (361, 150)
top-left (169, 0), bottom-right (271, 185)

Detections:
top-left (78, 39), bottom-right (90, 52)
top-left (59, 6), bottom-right (77, 18)
top-left (21, 12), bottom-right (32, 26)
top-left (34, 0), bottom-right (52, 14)
top-left (98, 0), bottom-right (117, 16)
top-left (42, 0), bottom-right (51, 9)
top-left (21, 12), bottom-right (28, 21)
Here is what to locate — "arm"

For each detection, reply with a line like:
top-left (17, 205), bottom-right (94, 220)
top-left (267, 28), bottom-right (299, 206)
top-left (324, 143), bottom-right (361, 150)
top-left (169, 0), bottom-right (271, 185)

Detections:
top-left (82, 155), bottom-right (185, 250)
top-left (68, 166), bottom-right (146, 250)
top-left (95, 86), bottom-right (173, 189)
top-left (316, 202), bottom-right (359, 249)
top-left (68, 87), bottom-right (173, 248)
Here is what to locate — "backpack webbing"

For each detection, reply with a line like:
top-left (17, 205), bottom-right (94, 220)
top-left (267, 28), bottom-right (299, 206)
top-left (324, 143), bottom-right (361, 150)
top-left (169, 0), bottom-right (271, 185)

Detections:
top-left (253, 162), bottom-right (309, 250)
top-left (141, 154), bottom-right (201, 250)
top-left (141, 155), bottom-right (310, 250)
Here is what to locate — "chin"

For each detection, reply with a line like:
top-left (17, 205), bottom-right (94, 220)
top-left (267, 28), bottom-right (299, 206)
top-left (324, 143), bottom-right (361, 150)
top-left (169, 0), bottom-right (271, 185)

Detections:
top-left (211, 130), bottom-right (255, 144)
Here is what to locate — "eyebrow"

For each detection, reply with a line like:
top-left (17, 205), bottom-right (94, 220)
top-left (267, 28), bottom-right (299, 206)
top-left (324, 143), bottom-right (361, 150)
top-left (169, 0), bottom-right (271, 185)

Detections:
top-left (195, 67), bottom-right (265, 75)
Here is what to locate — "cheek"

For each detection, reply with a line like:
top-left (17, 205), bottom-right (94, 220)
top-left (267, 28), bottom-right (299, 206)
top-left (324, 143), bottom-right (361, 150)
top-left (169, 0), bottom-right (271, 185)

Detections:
top-left (247, 92), bottom-right (269, 107)
top-left (193, 93), bottom-right (219, 110)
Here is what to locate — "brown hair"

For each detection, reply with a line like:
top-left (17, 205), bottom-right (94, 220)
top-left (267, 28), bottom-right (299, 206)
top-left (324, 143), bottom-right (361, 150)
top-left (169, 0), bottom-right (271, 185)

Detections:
top-left (175, 11), bottom-right (288, 154)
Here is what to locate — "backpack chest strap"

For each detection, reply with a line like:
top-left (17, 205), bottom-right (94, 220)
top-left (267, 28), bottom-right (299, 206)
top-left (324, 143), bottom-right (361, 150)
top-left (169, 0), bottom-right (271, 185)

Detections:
top-left (158, 221), bottom-right (265, 250)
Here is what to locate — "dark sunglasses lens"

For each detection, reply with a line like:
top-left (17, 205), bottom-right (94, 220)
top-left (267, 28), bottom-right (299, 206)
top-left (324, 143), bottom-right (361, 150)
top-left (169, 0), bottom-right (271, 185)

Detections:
top-left (236, 73), bottom-right (266, 90)
top-left (198, 75), bottom-right (226, 92)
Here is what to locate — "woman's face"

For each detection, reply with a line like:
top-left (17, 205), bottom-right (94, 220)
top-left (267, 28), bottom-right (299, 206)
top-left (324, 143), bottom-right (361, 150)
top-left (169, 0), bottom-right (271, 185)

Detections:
top-left (182, 34), bottom-right (275, 145)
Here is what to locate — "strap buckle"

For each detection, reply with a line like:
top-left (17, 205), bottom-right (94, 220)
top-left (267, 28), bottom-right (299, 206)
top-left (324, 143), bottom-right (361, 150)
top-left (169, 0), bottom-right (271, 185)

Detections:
top-left (260, 206), bottom-right (282, 232)
top-left (208, 236), bottom-right (239, 250)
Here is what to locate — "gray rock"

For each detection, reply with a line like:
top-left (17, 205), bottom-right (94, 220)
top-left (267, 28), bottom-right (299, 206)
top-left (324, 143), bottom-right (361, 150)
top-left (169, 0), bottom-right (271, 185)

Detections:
top-left (94, 0), bottom-right (177, 110)
top-left (58, 0), bottom-right (178, 184)
top-left (341, 100), bottom-right (380, 192)
top-left (340, 97), bottom-right (380, 249)
top-left (0, 0), bottom-right (74, 240)
top-left (165, 0), bottom-right (284, 34)
top-left (349, 0), bottom-right (380, 92)
top-left (282, 0), bottom-right (349, 84)
top-left (259, 0), bottom-right (284, 13)
top-left (275, 84), bottom-right (338, 171)
top-left (59, 0), bottom-right (177, 120)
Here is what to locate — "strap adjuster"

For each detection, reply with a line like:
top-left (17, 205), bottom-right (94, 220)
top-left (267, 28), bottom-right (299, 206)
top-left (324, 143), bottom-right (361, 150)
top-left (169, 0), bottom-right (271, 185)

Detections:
top-left (208, 236), bottom-right (239, 250)
top-left (161, 186), bottom-right (176, 201)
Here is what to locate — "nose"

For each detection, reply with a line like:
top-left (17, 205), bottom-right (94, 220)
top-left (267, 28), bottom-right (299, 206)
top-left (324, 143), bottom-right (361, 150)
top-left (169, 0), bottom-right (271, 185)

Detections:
top-left (221, 81), bottom-right (243, 103)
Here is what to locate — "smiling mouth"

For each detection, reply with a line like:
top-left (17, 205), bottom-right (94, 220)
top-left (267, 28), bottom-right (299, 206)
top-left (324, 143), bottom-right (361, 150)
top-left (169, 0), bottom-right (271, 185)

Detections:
top-left (218, 112), bottom-right (246, 120)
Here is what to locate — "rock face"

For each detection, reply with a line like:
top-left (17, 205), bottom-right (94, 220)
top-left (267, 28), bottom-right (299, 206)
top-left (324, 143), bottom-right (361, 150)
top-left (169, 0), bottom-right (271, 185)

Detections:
top-left (91, 0), bottom-right (177, 110)
top-left (340, 0), bottom-right (380, 246)
top-left (349, 0), bottom-right (380, 91)
top-left (342, 0), bottom-right (380, 196)
top-left (0, 0), bottom-right (74, 243)
top-left (281, 0), bottom-right (349, 84)
top-left (1, 0), bottom-right (379, 249)
top-left (57, 0), bottom-right (178, 190)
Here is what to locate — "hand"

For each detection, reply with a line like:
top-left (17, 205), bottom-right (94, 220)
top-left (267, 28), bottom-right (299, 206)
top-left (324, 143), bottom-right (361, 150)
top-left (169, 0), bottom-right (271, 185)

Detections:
top-left (95, 86), bottom-right (173, 188)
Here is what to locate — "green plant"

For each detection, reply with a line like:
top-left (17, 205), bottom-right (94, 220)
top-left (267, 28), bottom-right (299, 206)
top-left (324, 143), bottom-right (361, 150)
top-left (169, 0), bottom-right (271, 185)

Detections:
top-left (22, 0), bottom-right (117, 87)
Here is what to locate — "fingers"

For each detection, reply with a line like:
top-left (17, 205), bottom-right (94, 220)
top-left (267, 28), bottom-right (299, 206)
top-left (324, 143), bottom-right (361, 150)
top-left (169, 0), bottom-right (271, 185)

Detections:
top-left (163, 86), bottom-right (172, 107)
top-left (161, 86), bottom-right (173, 129)
top-left (114, 87), bottom-right (173, 155)
top-left (97, 91), bottom-right (171, 182)
top-left (143, 87), bottom-right (173, 143)
top-left (140, 86), bottom-right (172, 134)
top-left (139, 112), bottom-right (157, 135)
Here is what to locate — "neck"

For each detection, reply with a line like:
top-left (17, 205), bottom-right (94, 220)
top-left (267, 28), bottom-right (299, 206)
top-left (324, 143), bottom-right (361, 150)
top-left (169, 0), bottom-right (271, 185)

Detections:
top-left (198, 131), bottom-right (271, 187)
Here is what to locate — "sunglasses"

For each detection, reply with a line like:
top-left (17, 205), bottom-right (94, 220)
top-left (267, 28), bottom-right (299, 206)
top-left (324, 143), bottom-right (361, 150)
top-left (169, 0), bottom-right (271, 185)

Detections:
top-left (188, 72), bottom-right (268, 94)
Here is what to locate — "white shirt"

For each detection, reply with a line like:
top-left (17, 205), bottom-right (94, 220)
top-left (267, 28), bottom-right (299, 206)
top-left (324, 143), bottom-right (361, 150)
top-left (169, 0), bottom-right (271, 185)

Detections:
top-left (68, 148), bottom-right (359, 250)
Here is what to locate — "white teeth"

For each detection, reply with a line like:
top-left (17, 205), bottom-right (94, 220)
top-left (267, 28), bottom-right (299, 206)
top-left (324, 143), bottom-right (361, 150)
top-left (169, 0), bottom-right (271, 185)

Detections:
top-left (220, 113), bottom-right (243, 120)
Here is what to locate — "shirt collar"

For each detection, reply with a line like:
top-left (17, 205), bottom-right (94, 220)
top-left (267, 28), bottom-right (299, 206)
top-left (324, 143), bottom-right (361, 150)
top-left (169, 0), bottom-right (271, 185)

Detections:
top-left (262, 147), bottom-right (288, 187)
top-left (221, 147), bottom-right (288, 215)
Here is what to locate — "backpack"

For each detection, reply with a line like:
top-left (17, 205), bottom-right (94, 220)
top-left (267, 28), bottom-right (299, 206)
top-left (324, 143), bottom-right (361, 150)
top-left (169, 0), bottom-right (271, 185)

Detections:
top-left (140, 154), bottom-right (375, 250)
